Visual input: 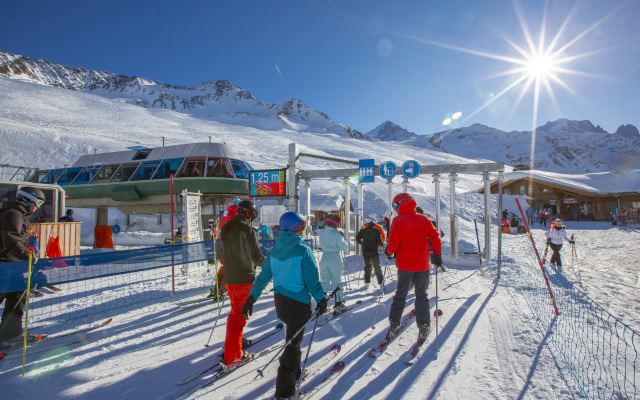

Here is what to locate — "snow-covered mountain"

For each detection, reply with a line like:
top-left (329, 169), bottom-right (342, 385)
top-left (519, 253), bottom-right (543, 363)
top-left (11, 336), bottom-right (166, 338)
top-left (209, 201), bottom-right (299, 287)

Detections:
top-left (0, 50), bottom-right (367, 139)
top-left (369, 118), bottom-right (640, 173)
top-left (366, 121), bottom-right (417, 141)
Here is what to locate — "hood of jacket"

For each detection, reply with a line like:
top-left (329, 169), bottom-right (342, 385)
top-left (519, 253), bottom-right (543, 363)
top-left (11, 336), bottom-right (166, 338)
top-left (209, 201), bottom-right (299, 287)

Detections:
top-left (275, 230), bottom-right (303, 251)
top-left (397, 197), bottom-right (417, 215)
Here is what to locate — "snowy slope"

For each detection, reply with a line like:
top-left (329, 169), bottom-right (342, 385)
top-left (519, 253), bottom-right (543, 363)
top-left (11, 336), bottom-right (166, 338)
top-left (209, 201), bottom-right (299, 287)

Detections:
top-left (0, 50), bottom-right (367, 139)
top-left (0, 54), bottom-right (638, 400)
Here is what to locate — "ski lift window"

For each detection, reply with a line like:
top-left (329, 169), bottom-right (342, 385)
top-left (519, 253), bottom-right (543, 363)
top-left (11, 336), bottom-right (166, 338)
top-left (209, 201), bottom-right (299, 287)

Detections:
top-left (90, 164), bottom-right (120, 184)
top-left (133, 150), bottom-right (151, 160)
top-left (152, 158), bottom-right (185, 180)
top-left (56, 167), bottom-right (83, 186)
top-left (176, 157), bottom-right (205, 178)
top-left (206, 158), bottom-right (234, 178)
top-left (230, 159), bottom-right (254, 179)
top-left (40, 168), bottom-right (67, 184)
top-left (71, 165), bottom-right (103, 185)
top-left (28, 169), bottom-right (51, 183)
top-left (130, 160), bottom-right (162, 181)
top-left (109, 163), bottom-right (140, 183)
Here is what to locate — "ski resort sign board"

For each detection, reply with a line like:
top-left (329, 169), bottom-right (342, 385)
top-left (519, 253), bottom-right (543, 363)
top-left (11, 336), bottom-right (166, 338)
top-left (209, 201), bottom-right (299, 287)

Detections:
top-left (249, 169), bottom-right (287, 197)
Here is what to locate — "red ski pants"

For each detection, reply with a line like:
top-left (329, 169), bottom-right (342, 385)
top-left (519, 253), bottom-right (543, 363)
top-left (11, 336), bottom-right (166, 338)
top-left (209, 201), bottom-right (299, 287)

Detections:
top-left (223, 283), bottom-right (252, 364)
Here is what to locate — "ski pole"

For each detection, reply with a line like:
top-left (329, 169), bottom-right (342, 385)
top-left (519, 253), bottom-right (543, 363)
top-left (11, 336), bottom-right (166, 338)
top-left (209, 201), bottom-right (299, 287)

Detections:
top-left (22, 246), bottom-right (35, 376)
top-left (204, 295), bottom-right (227, 347)
top-left (371, 258), bottom-right (389, 330)
top-left (343, 255), bottom-right (351, 291)
top-left (295, 307), bottom-right (321, 400)
top-left (435, 265), bottom-right (439, 355)
top-left (254, 287), bottom-right (339, 380)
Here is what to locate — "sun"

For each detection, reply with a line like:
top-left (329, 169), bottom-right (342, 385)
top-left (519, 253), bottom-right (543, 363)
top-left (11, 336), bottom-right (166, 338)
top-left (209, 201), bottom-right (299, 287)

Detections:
top-left (526, 54), bottom-right (554, 79)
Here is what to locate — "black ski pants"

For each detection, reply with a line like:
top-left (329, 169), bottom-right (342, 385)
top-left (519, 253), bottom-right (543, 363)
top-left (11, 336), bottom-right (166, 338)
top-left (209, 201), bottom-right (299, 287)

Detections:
top-left (389, 269), bottom-right (430, 327)
top-left (363, 253), bottom-right (383, 284)
top-left (274, 293), bottom-right (312, 398)
top-left (0, 290), bottom-right (26, 340)
top-left (549, 243), bottom-right (563, 267)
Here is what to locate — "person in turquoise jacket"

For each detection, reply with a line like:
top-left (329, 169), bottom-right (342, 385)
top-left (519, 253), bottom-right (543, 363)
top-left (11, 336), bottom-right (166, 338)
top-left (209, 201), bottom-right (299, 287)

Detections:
top-left (242, 211), bottom-right (328, 400)
top-left (316, 213), bottom-right (348, 312)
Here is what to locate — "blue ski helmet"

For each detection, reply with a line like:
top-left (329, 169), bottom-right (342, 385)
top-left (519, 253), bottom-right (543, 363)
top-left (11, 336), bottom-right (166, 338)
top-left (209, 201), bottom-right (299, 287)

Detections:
top-left (231, 198), bottom-right (242, 205)
top-left (280, 211), bottom-right (306, 233)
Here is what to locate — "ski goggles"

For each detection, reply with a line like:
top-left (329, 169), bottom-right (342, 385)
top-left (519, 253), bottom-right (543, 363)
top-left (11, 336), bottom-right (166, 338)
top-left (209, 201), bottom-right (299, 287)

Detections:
top-left (392, 198), bottom-right (408, 210)
top-left (16, 189), bottom-right (45, 207)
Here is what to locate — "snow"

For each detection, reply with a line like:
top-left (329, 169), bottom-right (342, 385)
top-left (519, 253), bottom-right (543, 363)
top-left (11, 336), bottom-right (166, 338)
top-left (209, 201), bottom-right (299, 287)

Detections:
top-left (0, 76), bottom-right (639, 399)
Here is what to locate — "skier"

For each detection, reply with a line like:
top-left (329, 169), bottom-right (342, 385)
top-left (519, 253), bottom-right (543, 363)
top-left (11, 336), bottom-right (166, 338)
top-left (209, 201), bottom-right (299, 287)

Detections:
top-left (241, 211), bottom-right (328, 400)
top-left (525, 207), bottom-right (533, 226)
top-left (0, 186), bottom-right (46, 342)
top-left (208, 198), bottom-right (241, 299)
top-left (355, 214), bottom-right (384, 290)
top-left (385, 193), bottom-right (442, 344)
top-left (220, 200), bottom-right (265, 369)
top-left (316, 214), bottom-right (348, 313)
top-left (544, 218), bottom-right (574, 272)
top-left (540, 209), bottom-right (549, 227)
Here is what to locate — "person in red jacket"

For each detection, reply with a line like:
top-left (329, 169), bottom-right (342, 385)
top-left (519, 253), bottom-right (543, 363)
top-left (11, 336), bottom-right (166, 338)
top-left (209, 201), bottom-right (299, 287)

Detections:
top-left (385, 193), bottom-right (442, 344)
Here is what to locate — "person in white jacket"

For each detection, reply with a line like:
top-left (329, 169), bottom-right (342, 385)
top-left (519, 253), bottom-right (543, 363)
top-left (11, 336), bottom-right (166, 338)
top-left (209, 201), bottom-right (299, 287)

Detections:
top-left (317, 214), bottom-right (348, 312)
top-left (544, 218), bottom-right (574, 271)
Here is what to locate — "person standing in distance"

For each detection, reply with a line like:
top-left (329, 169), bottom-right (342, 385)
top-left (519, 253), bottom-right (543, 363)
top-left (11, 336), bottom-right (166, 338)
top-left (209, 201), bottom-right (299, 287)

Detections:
top-left (385, 193), bottom-right (442, 344)
top-left (0, 186), bottom-right (46, 342)
top-left (220, 200), bottom-right (265, 368)
top-left (316, 214), bottom-right (348, 313)
top-left (544, 218), bottom-right (574, 272)
top-left (355, 214), bottom-right (384, 290)
top-left (241, 212), bottom-right (328, 400)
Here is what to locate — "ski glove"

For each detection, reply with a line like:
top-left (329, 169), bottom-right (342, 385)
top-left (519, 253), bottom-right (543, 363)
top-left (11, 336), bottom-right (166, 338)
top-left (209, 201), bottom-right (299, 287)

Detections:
top-left (316, 297), bottom-right (328, 315)
top-left (384, 247), bottom-right (395, 260)
top-left (241, 296), bottom-right (256, 320)
top-left (432, 253), bottom-right (443, 267)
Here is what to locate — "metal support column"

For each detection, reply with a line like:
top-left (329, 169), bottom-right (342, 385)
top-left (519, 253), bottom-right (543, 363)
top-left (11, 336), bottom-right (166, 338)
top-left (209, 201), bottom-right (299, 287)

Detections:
top-left (433, 174), bottom-right (440, 231)
top-left (387, 179), bottom-right (394, 221)
top-left (288, 143), bottom-right (300, 212)
top-left (497, 172), bottom-right (504, 278)
top-left (356, 183), bottom-right (364, 255)
top-left (483, 171), bottom-right (492, 261)
top-left (304, 178), bottom-right (312, 239)
top-left (402, 176), bottom-right (408, 193)
top-left (449, 173), bottom-right (458, 259)
top-left (344, 178), bottom-right (351, 255)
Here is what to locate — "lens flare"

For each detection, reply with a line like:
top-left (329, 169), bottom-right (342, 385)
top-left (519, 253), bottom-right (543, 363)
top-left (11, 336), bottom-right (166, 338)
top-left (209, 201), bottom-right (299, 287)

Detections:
top-left (442, 118), bottom-right (452, 126)
top-left (452, 112), bottom-right (462, 120)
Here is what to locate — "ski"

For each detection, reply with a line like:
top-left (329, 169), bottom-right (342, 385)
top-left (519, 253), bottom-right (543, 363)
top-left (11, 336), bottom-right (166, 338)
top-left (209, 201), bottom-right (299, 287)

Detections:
top-left (215, 323), bottom-right (284, 360)
top-left (298, 361), bottom-right (346, 399)
top-left (368, 309), bottom-right (416, 358)
top-left (47, 285), bottom-right (62, 291)
top-left (403, 327), bottom-right (433, 365)
top-left (262, 344), bottom-right (342, 400)
top-left (178, 323), bottom-right (284, 386)
top-left (175, 297), bottom-right (216, 307)
top-left (173, 344), bottom-right (283, 400)
top-left (318, 300), bottom-right (363, 327)
top-left (0, 317), bottom-right (112, 354)
top-left (32, 289), bottom-right (45, 297)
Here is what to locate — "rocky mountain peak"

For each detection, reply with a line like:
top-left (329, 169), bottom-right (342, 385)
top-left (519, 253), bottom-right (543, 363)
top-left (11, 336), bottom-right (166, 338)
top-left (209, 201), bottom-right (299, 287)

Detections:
top-left (366, 120), bottom-right (416, 141)
top-left (614, 124), bottom-right (640, 140)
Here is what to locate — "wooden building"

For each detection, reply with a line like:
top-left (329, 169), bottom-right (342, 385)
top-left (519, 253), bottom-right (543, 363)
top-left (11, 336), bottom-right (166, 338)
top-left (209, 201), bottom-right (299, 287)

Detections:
top-left (479, 170), bottom-right (640, 221)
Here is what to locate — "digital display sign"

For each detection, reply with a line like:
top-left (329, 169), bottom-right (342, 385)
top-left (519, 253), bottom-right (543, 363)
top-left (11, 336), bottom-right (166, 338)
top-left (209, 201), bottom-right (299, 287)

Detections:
top-left (249, 169), bottom-right (287, 197)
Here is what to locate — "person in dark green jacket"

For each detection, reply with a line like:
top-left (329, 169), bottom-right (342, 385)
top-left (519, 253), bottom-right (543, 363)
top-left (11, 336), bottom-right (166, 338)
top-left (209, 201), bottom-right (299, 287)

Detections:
top-left (241, 211), bottom-right (328, 400)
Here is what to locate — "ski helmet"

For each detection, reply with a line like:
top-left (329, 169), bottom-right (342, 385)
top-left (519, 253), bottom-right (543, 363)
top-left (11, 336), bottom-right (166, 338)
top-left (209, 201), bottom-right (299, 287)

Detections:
top-left (231, 198), bottom-right (242, 205)
top-left (392, 193), bottom-right (413, 210)
top-left (324, 214), bottom-right (341, 229)
top-left (280, 211), bottom-right (306, 233)
top-left (237, 200), bottom-right (258, 221)
top-left (16, 186), bottom-right (46, 208)
top-left (416, 207), bottom-right (424, 215)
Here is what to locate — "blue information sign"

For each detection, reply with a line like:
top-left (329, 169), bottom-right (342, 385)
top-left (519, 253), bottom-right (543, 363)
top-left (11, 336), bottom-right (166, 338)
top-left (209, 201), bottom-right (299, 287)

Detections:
top-left (112, 224), bottom-right (121, 234)
top-left (379, 161), bottom-right (397, 180)
top-left (401, 160), bottom-right (421, 179)
top-left (358, 159), bottom-right (375, 183)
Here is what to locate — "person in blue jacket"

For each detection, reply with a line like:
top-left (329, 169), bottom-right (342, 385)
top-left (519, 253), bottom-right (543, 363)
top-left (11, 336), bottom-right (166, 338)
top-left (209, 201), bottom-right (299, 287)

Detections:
top-left (316, 214), bottom-right (348, 312)
top-left (241, 211), bottom-right (328, 400)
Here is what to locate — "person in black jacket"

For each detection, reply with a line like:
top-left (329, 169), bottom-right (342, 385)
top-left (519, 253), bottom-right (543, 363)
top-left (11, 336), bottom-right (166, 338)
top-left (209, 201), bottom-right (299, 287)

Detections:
top-left (0, 186), bottom-right (45, 341)
top-left (220, 200), bottom-right (265, 368)
top-left (356, 214), bottom-right (384, 290)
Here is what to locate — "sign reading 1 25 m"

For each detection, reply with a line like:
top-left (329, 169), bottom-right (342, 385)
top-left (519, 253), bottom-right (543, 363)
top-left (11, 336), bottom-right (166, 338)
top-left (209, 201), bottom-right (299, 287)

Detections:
top-left (249, 169), bottom-right (287, 197)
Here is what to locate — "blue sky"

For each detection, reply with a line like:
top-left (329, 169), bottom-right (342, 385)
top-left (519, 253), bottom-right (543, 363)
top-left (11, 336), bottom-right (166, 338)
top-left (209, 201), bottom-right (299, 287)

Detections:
top-left (1, 0), bottom-right (639, 136)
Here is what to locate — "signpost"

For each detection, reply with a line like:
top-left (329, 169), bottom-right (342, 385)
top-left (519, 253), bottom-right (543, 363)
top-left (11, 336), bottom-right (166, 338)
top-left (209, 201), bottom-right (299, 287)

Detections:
top-left (249, 169), bottom-right (287, 197)
top-left (358, 159), bottom-right (375, 183)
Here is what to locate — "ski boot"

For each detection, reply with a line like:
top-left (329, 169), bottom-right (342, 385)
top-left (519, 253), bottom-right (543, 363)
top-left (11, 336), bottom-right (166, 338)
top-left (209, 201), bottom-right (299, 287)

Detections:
top-left (219, 350), bottom-right (253, 371)
top-left (334, 302), bottom-right (347, 314)
top-left (417, 323), bottom-right (430, 345)
top-left (386, 321), bottom-right (401, 340)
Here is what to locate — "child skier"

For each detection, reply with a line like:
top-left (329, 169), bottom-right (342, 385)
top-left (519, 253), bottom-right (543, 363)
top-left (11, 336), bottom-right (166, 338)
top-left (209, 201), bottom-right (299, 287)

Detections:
top-left (316, 214), bottom-right (348, 312)
top-left (241, 211), bottom-right (328, 400)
